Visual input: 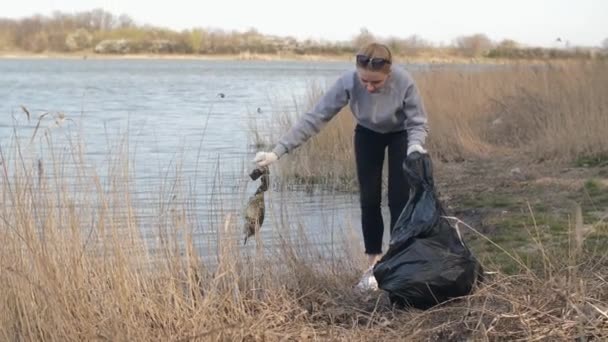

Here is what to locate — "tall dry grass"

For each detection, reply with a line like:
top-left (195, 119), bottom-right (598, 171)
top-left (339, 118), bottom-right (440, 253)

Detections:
top-left (419, 61), bottom-right (608, 162)
top-left (0, 120), bottom-right (606, 340)
top-left (0, 128), bottom-right (363, 341)
top-left (259, 61), bottom-right (608, 186)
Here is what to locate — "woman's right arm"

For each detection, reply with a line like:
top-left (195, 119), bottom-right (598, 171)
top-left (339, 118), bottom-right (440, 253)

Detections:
top-left (271, 76), bottom-right (350, 158)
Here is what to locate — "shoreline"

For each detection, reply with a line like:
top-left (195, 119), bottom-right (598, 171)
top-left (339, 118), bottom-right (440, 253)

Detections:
top-left (0, 51), bottom-right (351, 62)
top-left (0, 51), bottom-right (516, 64)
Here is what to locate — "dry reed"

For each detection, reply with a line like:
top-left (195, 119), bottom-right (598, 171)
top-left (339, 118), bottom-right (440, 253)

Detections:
top-left (0, 120), bottom-right (606, 341)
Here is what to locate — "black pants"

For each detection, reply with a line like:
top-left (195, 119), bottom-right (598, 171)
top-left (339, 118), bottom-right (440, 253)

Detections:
top-left (354, 124), bottom-right (410, 255)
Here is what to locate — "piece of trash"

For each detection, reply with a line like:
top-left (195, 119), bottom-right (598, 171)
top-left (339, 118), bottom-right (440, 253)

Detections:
top-left (373, 152), bottom-right (483, 310)
top-left (243, 166), bottom-right (269, 245)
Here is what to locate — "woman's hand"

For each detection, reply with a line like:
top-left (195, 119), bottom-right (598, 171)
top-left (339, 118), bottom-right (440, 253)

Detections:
top-left (407, 144), bottom-right (427, 156)
top-left (253, 152), bottom-right (279, 167)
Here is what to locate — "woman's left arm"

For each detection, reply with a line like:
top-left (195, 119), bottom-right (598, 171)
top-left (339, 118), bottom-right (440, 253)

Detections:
top-left (403, 80), bottom-right (429, 153)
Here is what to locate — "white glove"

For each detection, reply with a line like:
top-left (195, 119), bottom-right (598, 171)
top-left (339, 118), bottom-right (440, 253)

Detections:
top-left (253, 152), bottom-right (278, 167)
top-left (407, 144), bottom-right (427, 156)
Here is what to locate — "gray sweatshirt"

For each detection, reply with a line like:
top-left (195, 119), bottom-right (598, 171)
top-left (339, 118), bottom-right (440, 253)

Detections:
top-left (272, 66), bottom-right (429, 158)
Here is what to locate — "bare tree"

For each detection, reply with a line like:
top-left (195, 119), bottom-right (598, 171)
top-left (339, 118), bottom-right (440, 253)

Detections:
top-left (87, 9), bottom-right (115, 31)
top-left (385, 35), bottom-right (431, 56)
top-left (352, 28), bottom-right (375, 49)
top-left (187, 29), bottom-right (203, 53)
top-left (497, 39), bottom-right (519, 50)
top-left (65, 29), bottom-right (93, 51)
top-left (455, 33), bottom-right (494, 57)
top-left (13, 16), bottom-right (44, 50)
top-left (0, 19), bottom-right (16, 49)
top-left (117, 14), bottom-right (134, 29)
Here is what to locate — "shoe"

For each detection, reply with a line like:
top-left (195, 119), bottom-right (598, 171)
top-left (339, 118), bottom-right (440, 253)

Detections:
top-left (355, 265), bottom-right (378, 292)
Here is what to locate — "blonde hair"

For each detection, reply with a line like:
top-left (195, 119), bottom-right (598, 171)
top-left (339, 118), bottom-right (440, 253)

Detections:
top-left (356, 42), bottom-right (393, 73)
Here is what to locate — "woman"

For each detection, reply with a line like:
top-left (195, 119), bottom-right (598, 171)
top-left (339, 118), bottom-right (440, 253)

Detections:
top-left (253, 42), bottom-right (429, 291)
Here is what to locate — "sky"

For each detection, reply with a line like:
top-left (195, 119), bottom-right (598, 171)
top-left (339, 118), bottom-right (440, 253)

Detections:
top-left (2, 0), bottom-right (607, 47)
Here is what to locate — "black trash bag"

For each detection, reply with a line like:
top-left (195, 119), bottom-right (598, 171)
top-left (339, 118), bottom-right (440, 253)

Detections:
top-left (373, 152), bottom-right (482, 310)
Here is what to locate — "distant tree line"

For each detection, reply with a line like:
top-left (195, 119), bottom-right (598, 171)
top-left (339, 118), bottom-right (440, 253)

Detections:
top-left (0, 9), bottom-right (606, 60)
top-left (0, 9), bottom-right (353, 55)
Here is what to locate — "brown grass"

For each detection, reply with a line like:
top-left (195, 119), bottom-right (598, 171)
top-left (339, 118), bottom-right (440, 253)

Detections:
top-left (0, 124), bottom-right (606, 341)
top-left (259, 61), bottom-right (608, 186)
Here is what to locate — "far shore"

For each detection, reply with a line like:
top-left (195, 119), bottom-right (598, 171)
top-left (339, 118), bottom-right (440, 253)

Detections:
top-left (0, 50), bottom-right (521, 65)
